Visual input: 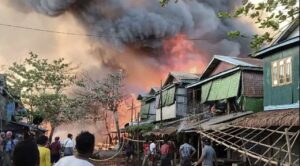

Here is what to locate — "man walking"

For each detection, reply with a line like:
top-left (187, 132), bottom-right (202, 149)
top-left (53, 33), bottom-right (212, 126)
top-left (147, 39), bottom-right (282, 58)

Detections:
top-left (50, 137), bottom-right (61, 164)
top-left (179, 138), bottom-right (196, 166)
top-left (160, 139), bottom-right (171, 166)
top-left (193, 137), bottom-right (217, 166)
top-left (55, 131), bottom-right (95, 166)
top-left (62, 134), bottom-right (73, 156)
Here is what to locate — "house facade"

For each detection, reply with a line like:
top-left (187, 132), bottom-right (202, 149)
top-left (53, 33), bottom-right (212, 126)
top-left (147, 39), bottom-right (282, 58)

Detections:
top-left (253, 20), bottom-right (299, 111)
top-left (155, 72), bottom-right (199, 121)
top-left (137, 87), bottom-right (158, 121)
top-left (187, 55), bottom-right (264, 115)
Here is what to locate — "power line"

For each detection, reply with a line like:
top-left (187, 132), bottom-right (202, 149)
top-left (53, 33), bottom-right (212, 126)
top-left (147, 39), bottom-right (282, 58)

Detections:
top-left (0, 23), bottom-right (119, 38)
top-left (0, 22), bottom-right (210, 41)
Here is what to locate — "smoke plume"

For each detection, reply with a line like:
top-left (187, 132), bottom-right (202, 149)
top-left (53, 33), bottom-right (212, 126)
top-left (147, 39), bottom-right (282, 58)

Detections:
top-left (5, 0), bottom-right (258, 99)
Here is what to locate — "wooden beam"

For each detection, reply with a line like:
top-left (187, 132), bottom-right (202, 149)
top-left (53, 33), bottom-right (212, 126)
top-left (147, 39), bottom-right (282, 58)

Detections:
top-left (263, 130), bottom-right (299, 166)
top-left (230, 125), bottom-right (295, 136)
top-left (198, 130), bottom-right (282, 165)
top-left (285, 128), bottom-right (292, 166)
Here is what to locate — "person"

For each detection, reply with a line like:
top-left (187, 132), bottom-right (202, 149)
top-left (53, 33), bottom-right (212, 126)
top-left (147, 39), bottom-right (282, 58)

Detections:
top-left (50, 137), bottom-right (61, 164)
top-left (193, 138), bottom-right (217, 166)
top-left (0, 132), bottom-right (6, 166)
top-left (179, 138), bottom-right (196, 166)
top-left (37, 135), bottom-right (51, 166)
top-left (168, 139), bottom-right (176, 166)
top-left (55, 131), bottom-right (95, 166)
top-left (149, 138), bottom-right (157, 166)
top-left (142, 139), bottom-right (150, 166)
top-left (62, 133), bottom-right (74, 156)
top-left (12, 139), bottom-right (39, 166)
top-left (160, 139), bottom-right (171, 166)
top-left (125, 141), bottom-right (134, 163)
top-left (3, 131), bottom-right (16, 166)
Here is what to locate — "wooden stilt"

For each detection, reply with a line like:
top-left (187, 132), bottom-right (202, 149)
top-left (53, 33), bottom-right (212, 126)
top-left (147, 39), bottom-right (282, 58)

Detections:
top-left (284, 128), bottom-right (292, 166)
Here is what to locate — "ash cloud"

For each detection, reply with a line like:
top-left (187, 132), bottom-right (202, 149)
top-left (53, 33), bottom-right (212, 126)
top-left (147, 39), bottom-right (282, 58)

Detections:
top-left (8, 0), bottom-right (255, 68)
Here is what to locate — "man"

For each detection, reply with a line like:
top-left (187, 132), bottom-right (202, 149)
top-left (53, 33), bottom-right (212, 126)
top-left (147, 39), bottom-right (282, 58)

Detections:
top-left (193, 138), bottom-right (217, 166)
top-left (12, 139), bottom-right (39, 166)
top-left (179, 138), bottom-right (196, 166)
top-left (55, 131), bottom-right (95, 166)
top-left (142, 139), bottom-right (150, 166)
top-left (3, 131), bottom-right (16, 166)
top-left (149, 138), bottom-right (157, 166)
top-left (0, 132), bottom-right (6, 166)
top-left (62, 134), bottom-right (74, 156)
top-left (168, 139), bottom-right (176, 166)
top-left (37, 135), bottom-right (51, 166)
top-left (160, 139), bottom-right (171, 166)
top-left (50, 137), bottom-right (61, 164)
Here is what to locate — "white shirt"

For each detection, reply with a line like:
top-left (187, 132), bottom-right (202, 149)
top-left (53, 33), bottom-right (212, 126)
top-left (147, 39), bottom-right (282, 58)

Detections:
top-left (55, 156), bottom-right (94, 166)
top-left (150, 142), bottom-right (156, 154)
top-left (63, 138), bottom-right (74, 148)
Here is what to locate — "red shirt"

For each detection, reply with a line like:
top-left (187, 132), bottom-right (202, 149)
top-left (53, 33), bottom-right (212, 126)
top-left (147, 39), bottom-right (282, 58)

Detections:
top-left (143, 143), bottom-right (150, 155)
top-left (160, 143), bottom-right (170, 155)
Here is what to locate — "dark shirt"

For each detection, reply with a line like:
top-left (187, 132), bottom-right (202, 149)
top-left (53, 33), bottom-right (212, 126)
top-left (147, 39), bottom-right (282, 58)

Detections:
top-left (50, 141), bottom-right (61, 155)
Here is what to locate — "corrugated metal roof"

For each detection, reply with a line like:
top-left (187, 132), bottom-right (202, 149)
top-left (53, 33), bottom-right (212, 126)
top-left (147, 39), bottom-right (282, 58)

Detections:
top-left (169, 72), bottom-right (199, 80)
top-left (214, 55), bottom-right (262, 67)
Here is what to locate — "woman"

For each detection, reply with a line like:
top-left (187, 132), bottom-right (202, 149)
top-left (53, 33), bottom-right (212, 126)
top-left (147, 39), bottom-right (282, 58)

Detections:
top-left (37, 135), bottom-right (50, 166)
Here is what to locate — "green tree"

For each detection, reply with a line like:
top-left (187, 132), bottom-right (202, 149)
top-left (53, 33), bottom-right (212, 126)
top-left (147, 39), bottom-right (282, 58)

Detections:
top-left (160, 0), bottom-right (299, 50)
top-left (6, 52), bottom-right (77, 141)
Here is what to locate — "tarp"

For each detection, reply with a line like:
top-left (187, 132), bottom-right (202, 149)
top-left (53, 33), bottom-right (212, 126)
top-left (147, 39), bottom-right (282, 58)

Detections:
top-left (205, 72), bottom-right (241, 101)
top-left (201, 82), bottom-right (212, 103)
top-left (140, 103), bottom-right (150, 119)
top-left (158, 86), bottom-right (176, 107)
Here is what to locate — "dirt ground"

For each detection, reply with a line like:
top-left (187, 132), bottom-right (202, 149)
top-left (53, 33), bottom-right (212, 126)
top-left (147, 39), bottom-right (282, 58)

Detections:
top-left (91, 150), bottom-right (143, 166)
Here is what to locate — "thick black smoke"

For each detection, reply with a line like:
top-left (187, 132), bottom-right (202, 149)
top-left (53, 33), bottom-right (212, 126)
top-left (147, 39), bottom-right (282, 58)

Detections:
top-left (8, 0), bottom-right (255, 71)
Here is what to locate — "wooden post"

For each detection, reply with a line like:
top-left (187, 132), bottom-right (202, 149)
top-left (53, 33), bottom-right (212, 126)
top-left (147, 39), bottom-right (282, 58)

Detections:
top-left (131, 98), bottom-right (134, 123)
top-left (137, 113), bottom-right (140, 164)
top-left (192, 89), bottom-right (196, 114)
top-left (284, 128), bottom-right (292, 166)
top-left (160, 80), bottom-right (163, 126)
top-left (197, 134), bottom-right (201, 159)
top-left (227, 99), bottom-right (230, 115)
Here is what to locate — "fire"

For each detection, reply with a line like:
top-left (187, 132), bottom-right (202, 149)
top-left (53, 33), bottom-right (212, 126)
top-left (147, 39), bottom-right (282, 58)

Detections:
top-left (162, 34), bottom-right (208, 74)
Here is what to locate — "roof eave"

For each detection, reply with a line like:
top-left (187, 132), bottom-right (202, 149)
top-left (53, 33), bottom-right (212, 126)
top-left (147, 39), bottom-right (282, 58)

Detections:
top-left (252, 36), bottom-right (299, 59)
top-left (186, 66), bottom-right (262, 89)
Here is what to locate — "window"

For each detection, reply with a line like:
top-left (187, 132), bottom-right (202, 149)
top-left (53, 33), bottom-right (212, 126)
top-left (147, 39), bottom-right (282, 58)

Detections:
top-left (285, 58), bottom-right (292, 83)
top-left (272, 62), bottom-right (278, 86)
top-left (271, 57), bottom-right (292, 86)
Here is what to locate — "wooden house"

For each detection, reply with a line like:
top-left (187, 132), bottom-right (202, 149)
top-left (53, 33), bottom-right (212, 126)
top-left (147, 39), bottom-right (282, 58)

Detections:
top-left (155, 72), bottom-right (199, 121)
top-left (252, 19), bottom-right (299, 112)
top-left (190, 20), bottom-right (299, 166)
top-left (187, 55), bottom-right (264, 114)
top-left (137, 87), bottom-right (159, 121)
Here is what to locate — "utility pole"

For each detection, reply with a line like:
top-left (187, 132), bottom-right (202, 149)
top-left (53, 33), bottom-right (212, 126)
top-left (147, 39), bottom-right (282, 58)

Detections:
top-left (160, 80), bottom-right (163, 127)
top-left (131, 98), bottom-right (134, 124)
top-left (137, 112), bottom-right (140, 164)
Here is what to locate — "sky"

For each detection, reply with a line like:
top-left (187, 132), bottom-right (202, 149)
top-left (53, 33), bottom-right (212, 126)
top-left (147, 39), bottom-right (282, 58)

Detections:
top-left (0, 0), bottom-right (101, 73)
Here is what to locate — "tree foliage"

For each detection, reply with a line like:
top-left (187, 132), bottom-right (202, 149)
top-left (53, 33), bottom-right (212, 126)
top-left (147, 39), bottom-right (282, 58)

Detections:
top-left (160, 0), bottom-right (299, 50)
top-left (6, 52), bottom-right (78, 131)
top-left (75, 71), bottom-right (127, 146)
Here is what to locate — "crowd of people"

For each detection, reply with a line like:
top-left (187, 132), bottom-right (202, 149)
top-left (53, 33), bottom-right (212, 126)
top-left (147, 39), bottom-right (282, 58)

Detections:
top-left (127, 135), bottom-right (217, 166)
top-left (0, 131), bottom-right (96, 166)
